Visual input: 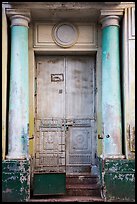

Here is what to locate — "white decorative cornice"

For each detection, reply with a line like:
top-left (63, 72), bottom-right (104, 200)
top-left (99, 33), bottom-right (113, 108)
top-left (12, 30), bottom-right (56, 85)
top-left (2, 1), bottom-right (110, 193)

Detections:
top-left (100, 9), bottom-right (124, 17)
top-left (6, 8), bottom-right (30, 17)
top-left (104, 2), bottom-right (121, 4)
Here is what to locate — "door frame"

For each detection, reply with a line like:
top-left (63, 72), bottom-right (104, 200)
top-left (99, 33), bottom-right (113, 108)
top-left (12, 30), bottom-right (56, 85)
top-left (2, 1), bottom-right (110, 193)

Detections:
top-left (29, 49), bottom-right (102, 195)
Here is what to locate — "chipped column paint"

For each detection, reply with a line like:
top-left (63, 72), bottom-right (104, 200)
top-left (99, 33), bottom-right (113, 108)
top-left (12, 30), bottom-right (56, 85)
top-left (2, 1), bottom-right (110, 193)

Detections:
top-left (102, 24), bottom-right (122, 155)
top-left (2, 160), bottom-right (30, 202)
top-left (7, 25), bottom-right (29, 159)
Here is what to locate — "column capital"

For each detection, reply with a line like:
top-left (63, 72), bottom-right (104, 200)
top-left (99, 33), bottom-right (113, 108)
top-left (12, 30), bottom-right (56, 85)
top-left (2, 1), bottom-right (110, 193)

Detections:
top-left (10, 15), bottom-right (30, 27)
top-left (100, 15), bottom-right (120, 29)
top-left (99, 9), bottom-right (123, 29)
top-left (6, 9), bottom-right (31, 27)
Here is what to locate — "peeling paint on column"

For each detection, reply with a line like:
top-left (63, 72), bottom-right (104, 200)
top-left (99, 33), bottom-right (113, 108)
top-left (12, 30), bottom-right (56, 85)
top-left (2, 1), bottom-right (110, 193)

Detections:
top-left (102, 25), bottom-right (122, 155)
top-left (7, 25), bottom-right (29, 159)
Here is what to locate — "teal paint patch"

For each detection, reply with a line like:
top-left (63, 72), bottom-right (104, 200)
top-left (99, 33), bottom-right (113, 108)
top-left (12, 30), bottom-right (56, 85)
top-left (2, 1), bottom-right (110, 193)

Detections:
top-left (33, 173), bottom-right (66, 195)
top-left (2, 160), bottom-right (30, 202)
top-left (10, 26), bottom-right (29, 112)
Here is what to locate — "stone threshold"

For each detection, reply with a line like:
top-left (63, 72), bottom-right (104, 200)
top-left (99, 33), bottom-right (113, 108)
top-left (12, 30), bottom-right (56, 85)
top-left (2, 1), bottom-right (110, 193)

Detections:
top-left (29, 195), bottom-right (104, 202)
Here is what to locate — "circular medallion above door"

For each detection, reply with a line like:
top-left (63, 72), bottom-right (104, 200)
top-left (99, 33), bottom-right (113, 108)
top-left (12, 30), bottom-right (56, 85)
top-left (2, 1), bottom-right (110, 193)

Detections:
top-left (52, 22), bottom-right (78, 48)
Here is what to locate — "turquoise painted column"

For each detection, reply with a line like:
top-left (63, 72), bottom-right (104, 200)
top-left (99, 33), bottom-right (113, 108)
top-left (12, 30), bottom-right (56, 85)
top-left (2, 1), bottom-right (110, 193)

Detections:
top-left (101, 16), bottom-right (122, 156)
top-left (6, 15), bottom-right (30, 159)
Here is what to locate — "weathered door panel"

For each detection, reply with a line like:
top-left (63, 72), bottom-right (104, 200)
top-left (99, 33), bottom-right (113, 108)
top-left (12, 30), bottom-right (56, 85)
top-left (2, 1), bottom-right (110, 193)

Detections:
top-left (36, 56), bottom-right (65, 119)
top-left (35, 56), bottom-right (66, 173)
top-left (65, 56), bottom-right (96, 174)
top-left (65, 56), bottom-right (95, 119)
top-left (66, 121), bottom-right (96, 174)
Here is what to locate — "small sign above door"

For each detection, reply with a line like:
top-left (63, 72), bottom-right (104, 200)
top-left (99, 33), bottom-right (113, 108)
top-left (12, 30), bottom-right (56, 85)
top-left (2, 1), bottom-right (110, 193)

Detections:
top-left (51, 74), bottom-right (64, 82)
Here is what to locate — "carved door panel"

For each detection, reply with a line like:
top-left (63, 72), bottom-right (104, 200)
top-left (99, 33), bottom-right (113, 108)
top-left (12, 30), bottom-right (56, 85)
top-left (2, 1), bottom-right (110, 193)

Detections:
top-left (35, 56), bottom-right (96, 174)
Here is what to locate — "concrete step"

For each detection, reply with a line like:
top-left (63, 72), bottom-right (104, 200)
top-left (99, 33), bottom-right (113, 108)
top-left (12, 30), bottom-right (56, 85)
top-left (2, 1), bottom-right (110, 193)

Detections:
top-left (29, 195), bottom-right (104, 202)
top-left (66, 174), bottom-right (101, 196)
top-left (66, 174), bottom-right (99, 185)
top-left (66, 184), bottom-right (101, 196)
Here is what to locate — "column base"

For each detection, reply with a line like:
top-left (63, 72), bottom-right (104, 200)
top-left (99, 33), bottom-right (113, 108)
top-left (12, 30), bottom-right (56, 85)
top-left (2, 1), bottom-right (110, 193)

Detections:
top-left (6, 154), bottom-right (27, 160)
top-left (98, 157), bottom-right (135, 202)
top-left (103, 154), bottom-right (125, 159)
top-left (2, 159), bottom-right (30, 202)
